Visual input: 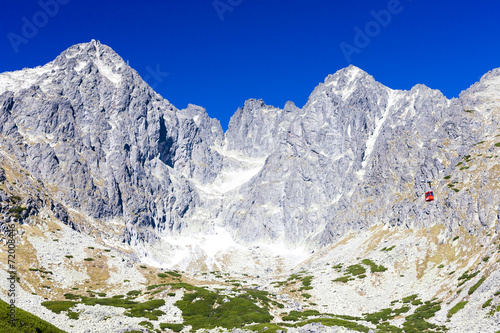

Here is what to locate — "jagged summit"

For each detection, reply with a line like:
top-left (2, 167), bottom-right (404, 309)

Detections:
top-left (0, 40), bottom-right (136, 95)
top-left (325, 64), bottom-right (368, 81)
top-left (461, 67), bottom-right (500, 103)
top-left (57, 39), bottom-right (119, 60)
top-left (0, 41), bottom-right (499, 255)
top-left (53, 39), bottom-right (128, 86)
top-left (1, 41), bottom-right (500, 333)
top-left (322, 65), bottom-right (373, 89)
top-left (53, 39), bottom-right (125, 68)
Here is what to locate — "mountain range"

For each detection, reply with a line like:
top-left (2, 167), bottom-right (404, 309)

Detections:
top-left (0, 40), bottom-right (499, 333)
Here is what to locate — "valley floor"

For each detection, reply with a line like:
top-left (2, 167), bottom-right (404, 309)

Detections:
top-left (2, 217), bottom-right (500, 333)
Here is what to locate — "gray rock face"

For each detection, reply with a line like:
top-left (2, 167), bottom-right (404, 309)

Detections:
top-left (218, 66), bottom-right (500, 247)
top-left (0, 40), bottom-right (223, 243)
top-left (1, 41), bottom-right (499, 249)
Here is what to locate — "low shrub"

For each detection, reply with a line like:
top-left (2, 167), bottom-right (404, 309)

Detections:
top-left (126, 290), bottom-right (141, 296)
top-left (282, 310), bottom-right (321, 321)
top-left (166, 271), bottom-right (182, 278)
top-left (67, 311), bottom-right (79, 320)
top-left (346, 264), bottom-right (366, 276)
top-left (482, 299), bottom-right (493, 308)
top-left (175, 288), bottom-right (272, 331)
top-left (332, 276), bottom-right (351, 283)
top-left (468, 277), bottom-right (486, 295)
top-left (138, 321), bottom-right (154, 330)
top-left (403, 300), bottom-right (443, 331)
top-left (402, 294), bottom-right (418, 303)
top-left (361, 259), bottom-right (387, 273)
top-left (63, 293), bottom-right (81, 300)
top-left (160, 323), bottom-right (184, 332)
top-left (0, 299), bottom-right (66, 333)
top-left (448, 301), bottom-right (467, 318)
top-left (41, 301), bottom-right (77, 314)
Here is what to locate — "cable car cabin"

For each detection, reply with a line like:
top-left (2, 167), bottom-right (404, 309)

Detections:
top-left (425, 191), bottom-right (434, 202)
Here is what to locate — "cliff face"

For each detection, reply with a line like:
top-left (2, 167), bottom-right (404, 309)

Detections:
top-left (1, 40), bottom-right (500, 333)
top-left (193, 65), bottom-right (500, 249)
top-left (0, 40), bottom-right (499, 252)
top-left (0, 40), bottom-right (225, 243)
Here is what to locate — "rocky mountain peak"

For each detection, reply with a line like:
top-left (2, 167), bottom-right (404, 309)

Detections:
top-left (1, 42), bottom-right (500, 333)
top-left (53, 40), bottom-right (128, 87)
top-left (1, 41), bottom-right (499, 258)
top-left (284, 100), bottom-right (300, 112)
top-left (56, 39), bottom-right (124, 67)
top-left (323, 65), bottom-right (372, 88)
top-left (461, 68), bottom-right (500, 104)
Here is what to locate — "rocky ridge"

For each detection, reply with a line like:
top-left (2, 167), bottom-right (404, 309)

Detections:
top-left (1, 41), bottom-right (499, 256)
top-left (0, 40), bottom-right (500, 332)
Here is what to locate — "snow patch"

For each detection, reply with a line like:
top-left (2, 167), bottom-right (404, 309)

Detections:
top-left (74, 60), bottom-right (88, 72)
top-left (357, 89), bottom-right (396, 180)
top-left (325, 66), bottom-right (362, 100)
top-left (0, 64), bottom-right (55, 94)
top-left (256, 240), bottom-right (309, 262)
top-left (193, 143), bottom-right (266, 196)
top-left (140, 226), bottom-right (245, 269)
top-left (94, 59), bottom-right (122, 85)
top-left (193, 114), bottom-right (201, 126)
top-left (93, 43), bottom-right (122, 85)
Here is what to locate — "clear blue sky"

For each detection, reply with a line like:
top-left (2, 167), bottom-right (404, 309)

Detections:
top-left (1, 0), bottom-right (499, 130)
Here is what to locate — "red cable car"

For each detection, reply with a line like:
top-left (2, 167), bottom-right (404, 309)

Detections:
top-left (425, 191), bottom-right (434, 202)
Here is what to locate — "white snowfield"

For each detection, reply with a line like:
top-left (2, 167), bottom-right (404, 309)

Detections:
top-left (193, 150), bottom-right (266, 196)
top-left (0, 64), bottom-right (55, 94)
top-left (0, 42), bottom-right (123, 96)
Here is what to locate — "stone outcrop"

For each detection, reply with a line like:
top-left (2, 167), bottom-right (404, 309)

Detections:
top-left (0, 40), bottom-right (499, 250)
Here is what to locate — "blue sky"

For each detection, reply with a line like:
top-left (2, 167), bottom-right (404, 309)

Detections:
top-left (1, 0), bottom-right (499, 130)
